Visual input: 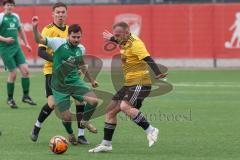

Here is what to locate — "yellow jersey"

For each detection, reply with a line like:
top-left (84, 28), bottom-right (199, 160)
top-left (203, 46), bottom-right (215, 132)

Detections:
top-left (39, 23), bottom-right (69, 75)
top-left (120, 34), bottom-right (151, 86)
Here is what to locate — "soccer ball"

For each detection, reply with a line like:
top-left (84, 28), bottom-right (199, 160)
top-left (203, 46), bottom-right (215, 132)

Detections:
top-left (49, 135), bottom-right (68, 154)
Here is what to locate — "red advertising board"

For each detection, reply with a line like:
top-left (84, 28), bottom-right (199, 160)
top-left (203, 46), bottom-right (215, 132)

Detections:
top-left (1, 3), bottom-right (240, 60)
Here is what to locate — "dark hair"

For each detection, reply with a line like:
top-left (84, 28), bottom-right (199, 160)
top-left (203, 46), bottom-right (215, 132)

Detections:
top-left (112, 21), bottom-right (129, 30)
top-left (2, 0), bottom-right (15, 6)
top-left (68, 24), bottom-right (82, 34)
top-left (52, 2), bottom-right (67, 11)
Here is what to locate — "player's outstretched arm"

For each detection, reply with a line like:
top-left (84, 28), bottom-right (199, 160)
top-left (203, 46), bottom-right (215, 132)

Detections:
top-left (103, 30), bottom-right (118, 44)
top-left (143, 56), bottom-right (168, 79)
top-left (32, 16), bottom-right (46, 45)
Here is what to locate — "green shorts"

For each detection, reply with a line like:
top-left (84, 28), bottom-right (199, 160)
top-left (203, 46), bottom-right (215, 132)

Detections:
top-left (0, 48), bottom-right (26, 71)
top-left (52, 81), bottom-right (91, 112)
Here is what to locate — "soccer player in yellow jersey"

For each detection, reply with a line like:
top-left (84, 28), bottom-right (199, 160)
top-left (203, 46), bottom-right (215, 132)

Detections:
top-left (89, 22), bottom-right (167, 153)
top-left (30, 2), bottom-right (96, 145)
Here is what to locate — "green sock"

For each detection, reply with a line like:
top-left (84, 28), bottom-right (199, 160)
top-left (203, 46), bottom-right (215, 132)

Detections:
top-left (7, 82), bottom-right (14, 99)
top-left (21, 77), bottom-right (30, 96)
top-left (62, 121), bottom-right (73, 134)
top-left (83, 103), bottom-right (96, 121)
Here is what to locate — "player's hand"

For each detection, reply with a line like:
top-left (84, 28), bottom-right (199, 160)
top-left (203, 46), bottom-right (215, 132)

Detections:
top-left (155, 73), bottom-right (168, 79)
top-left (91, 80), bottom-right (99, 88)
top-left (32, 16), bottom-right (39, 27)
top-left (103, 30), bottom-right (113, 41)
top-left (25, 44), bottom-right (32, 52)
top-left (5, 37), bottom-right (14, 44)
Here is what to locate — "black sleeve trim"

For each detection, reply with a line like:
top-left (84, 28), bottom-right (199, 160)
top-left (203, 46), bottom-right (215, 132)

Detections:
top-left (143, 56), bottom-right (162, 76)
top-left (38, 47), bottom-right (53, 62)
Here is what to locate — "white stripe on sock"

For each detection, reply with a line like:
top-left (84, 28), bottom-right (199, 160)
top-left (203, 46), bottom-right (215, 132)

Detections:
top-left (145, 125), bottom-right (154, 134)
top-left (35, 120), bottom-right (41, 128)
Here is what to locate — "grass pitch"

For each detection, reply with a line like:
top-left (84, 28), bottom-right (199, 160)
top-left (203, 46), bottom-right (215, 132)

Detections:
top-left (0, 69), bottom-right (239, 160)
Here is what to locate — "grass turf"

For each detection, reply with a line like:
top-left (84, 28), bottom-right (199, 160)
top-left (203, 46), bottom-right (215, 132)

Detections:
top-left (0, 69), bottom-right (239, 160)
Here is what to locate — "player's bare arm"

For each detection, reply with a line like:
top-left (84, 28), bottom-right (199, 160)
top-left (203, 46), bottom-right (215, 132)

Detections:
top-left (18, 26), bottom-right (32, 52)
top-left (0, 35), bottom-right (14, 43)
top-left (32, 16), bottom-right (47, 45)
top-left (78, 61), bottom-right (98, 88)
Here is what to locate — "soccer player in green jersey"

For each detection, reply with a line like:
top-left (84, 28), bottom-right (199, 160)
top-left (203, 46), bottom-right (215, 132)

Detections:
top-left (0, 0), bottom-right (36, 108)
top-left (32, 16), bottom-right (99, 143)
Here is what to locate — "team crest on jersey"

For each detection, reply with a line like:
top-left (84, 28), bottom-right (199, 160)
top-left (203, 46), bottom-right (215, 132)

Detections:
top-left (13, 18), bottom-right (17, 22)
top-left (64, 45), bottom-right (69, 50)
top-left (10, 22), bottom-right (15, 28)
top-left (76, 50), bottom-right (81, 56)
top-left (4, 17), bottom-right (8, 21)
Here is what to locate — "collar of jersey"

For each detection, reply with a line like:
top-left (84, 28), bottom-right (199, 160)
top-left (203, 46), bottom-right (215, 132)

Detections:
top-left (67, 40), bottom-right (77, 49)
top-left (53, 23), bottom-right (66, 31)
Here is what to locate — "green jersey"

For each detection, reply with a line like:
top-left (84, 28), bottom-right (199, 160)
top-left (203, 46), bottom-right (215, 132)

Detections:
top-left (0, 12), bottom-right (21, 54)
top-left (45, 37), bottom-right (85, 89)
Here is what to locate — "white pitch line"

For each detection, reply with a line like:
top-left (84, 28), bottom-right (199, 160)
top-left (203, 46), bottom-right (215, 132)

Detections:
top-left (173, 82), bottom-right (240, 87)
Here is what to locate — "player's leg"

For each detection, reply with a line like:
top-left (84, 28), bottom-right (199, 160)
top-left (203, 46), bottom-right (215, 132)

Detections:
top-left (75, 100), bottom-right (92, 144)
top-left (81, 91), bottom-right (98, 122)
top-left (120, 85), bottom-right (159, 147)
top-left (88, 100), bottom-right (121, 153)
top-left (1, 53), bottom-right (18, 108)
top-left (89, 87), bottom-right (126, 153)
top-left (54, 89), bottom-right (78, 145)
top-left (72, 83), bottom-right (99, 126)
top-left (31, 75), bottom-right (55, 142)
top-left (16, 49), bottom-right (36, 105)
top-left (60, 109), bottom-right (78, 145)
top-left (7, 69), bottom-right (18, 108)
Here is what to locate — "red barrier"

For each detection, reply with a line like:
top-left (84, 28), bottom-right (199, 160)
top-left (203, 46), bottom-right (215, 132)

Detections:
top-left (1, 3), bottom-right (240, 60)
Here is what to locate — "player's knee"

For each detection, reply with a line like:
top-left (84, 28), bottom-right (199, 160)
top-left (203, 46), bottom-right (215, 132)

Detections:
top-left (48, 96), bottom-right (55, 108)
top-left (120, 101), bottom-right (131, 113)
top-left (9, 71), bottom-right (17, 81)
top-left (90, 98), bottom-right (98, 107)
top-left (61, 114), bottom-right (71, 122)
top-left (48, 100), bottom-right (55, 109)
top-left (106, 110), bottom-right (118, 119)
top-left (21, 70), bottom-right (29, 77)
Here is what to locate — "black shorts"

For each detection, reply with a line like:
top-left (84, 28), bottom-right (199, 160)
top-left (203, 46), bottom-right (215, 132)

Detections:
top-left (45, 74), bottom-right (53, 97)
top-left (112, 85), bottom-right (151, 109)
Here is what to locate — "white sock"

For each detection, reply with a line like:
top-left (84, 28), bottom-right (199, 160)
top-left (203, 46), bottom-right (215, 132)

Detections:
top-left (145, 125), bottom-right (154, 134)
top-left (101, 140), bottom-right (111, 146)
top-left (35, 120), bottom-right (41, 128)
top-left (78, 128), bottom-right (85, 137)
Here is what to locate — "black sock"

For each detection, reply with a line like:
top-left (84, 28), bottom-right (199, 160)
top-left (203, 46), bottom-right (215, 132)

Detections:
top-left (37, 103), bottom-right (53, 123)
top-left (76, 104), bottom-right (85, 129)
top-left (104, 122), bottom-right (116, 141)
top-left (132, 112), bottom-right (150, 130)
top-left (62, 121), bottom-right (73, 134)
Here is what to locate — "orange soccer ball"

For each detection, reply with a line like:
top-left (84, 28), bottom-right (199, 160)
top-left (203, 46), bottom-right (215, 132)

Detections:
top-left (49, 135), bottom-right (68, 154)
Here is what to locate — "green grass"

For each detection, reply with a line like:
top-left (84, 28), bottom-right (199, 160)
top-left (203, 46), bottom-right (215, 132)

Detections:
top-left (0, 69), bottom-right (240, 160)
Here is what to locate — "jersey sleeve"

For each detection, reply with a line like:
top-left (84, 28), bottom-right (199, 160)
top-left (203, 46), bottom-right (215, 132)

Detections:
top-left (78, 44), bottom-right (86, 55)
top-left (0, 13), bottom-right (4, 26)
top-left (132, 40), bottom-right (150, 60)
top-left (13, 13), bottom-right (21, 28)
top-left (46, 37), bottom-right (66, 52)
